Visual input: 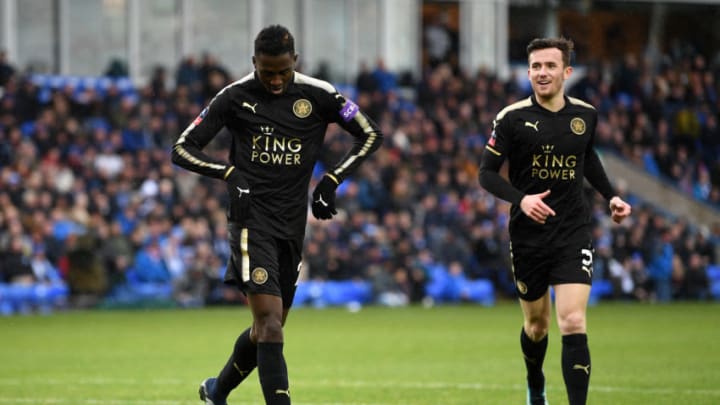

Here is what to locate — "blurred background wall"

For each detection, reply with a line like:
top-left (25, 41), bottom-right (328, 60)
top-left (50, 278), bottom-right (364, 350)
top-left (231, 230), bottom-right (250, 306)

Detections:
top-left (2, 0), bottom-right (719, 85)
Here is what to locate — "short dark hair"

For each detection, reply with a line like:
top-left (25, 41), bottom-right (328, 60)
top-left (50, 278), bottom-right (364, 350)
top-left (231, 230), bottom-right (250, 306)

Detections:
top-left (254, 25), bottom-right (295, 56)
top-left (526, 37), bottom-right (574, 67)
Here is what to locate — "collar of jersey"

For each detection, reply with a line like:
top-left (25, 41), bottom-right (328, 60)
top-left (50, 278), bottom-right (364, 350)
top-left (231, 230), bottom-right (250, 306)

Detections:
top-left (251, 72), bottom-right (301, 97)
top-left (531, 94), bottom-right (570, 113)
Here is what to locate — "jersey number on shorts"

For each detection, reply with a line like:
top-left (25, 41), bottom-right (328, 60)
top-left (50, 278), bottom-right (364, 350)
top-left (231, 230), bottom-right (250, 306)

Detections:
top-left (581, 248), bottom-right (593, 278)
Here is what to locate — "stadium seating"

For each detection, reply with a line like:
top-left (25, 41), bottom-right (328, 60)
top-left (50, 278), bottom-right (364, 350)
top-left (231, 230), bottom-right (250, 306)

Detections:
top-left (293, 280), bottom-right (373, 308)
top-left (0, 283), bottom-right (69, 315)
top-left (589, 279), bottom-right (614, 305)
top-left (424, 265), bottom-right (495, 306)
top-left (1, 49), bottom-right (718, 315)
top-left (707, 265), bottom-right (720, 299)
top-left (30, 73), bottom-right (137, 102)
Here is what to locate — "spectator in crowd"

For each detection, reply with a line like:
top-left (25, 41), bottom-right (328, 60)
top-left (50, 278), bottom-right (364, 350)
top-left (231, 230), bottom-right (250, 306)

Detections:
top-left (355, 61), bottom-right (378, 95)
top-left (647, 227), bottom-right (674, 302)
top-left (371, 58), bottom-right (398, 94)
top-left (675, 252), bottom-right (709, 300)
top-left (104, 58), bottom-right (128, 78)
top-left (424, 13), bottom-right (453, 69)
top-left (130, 239), bottom-right (170, 284)
top-left (0, 50), bottom-right (16, 87)
top-left (64, 231), bottom-right (107, 307)
top-left (1, 235), bottom-right (35, 284)
top-left (172, 240), bottom-right (213, 308)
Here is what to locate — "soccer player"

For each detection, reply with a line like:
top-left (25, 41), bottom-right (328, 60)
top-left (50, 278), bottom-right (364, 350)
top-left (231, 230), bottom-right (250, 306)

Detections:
top-left (478, 37), bottom-right (631, 405)
top-left (171, 25), bottom-right (382, 405)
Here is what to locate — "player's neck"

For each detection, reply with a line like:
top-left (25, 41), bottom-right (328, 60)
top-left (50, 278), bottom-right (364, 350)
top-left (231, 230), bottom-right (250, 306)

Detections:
top-left (535, 93), bottom-right (566, 112)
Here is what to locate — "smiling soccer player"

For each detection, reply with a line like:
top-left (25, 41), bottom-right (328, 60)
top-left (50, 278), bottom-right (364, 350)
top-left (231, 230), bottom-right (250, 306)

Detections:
top-left (479, 37), bottom-right (631, 405)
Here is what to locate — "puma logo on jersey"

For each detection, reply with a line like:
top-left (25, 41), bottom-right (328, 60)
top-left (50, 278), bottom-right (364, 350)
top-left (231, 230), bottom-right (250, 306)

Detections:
top-left (525, 121), bottom-right (540, 132)
top-left (242, 102), bottom-right (258, 114)
top-left (275, 389), bottom-right (290, 397)
top-left (581, 266), bottom-right (592, 278)
top-left (236, 186), bottom-right (250, 197)
top-left (315, 195), bottom-right (329, 207)
top-left (573, 364), bottom-right (591, 375)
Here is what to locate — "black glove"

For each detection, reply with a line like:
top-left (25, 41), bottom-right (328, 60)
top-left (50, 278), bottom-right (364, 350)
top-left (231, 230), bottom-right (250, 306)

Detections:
top-left (225, 167), bottom-right (250, 222)
top-left (311, 175), bottom-right (338, 220)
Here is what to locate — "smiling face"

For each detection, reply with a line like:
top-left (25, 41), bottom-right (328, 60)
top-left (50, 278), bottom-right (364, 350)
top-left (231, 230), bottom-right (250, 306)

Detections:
top-left (528, 47), bottom-right (572, 104)
top-left (253, 52), bottom-right (297, 95)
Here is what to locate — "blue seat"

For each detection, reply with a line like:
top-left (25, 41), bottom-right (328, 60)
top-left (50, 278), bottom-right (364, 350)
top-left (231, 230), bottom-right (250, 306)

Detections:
top-left (460, 279), bottom-right (495, 306)
top-left (587, 279), bottom-right (614, 305)
top-left (708, 265), bottom-right (720, 300)
top-left (48, 75), bottom-right (67, 89)
top-left (424, 265), bottom-right (453, 302)
top-left (322, 280), bottom-right (372, 306)
top-left (0, 283), bottom-right (69, 315)
top-left (711, 282), bottom-right (720, 300)
top-left (593, 279), bottom-right (614, 297)
top-left (292, 280), bottom-right (372, 308)
top-left (0, 284), bottom-right (33, 314)
top-left (707, 265), bottom-right (720, 281)
top-left (292, 280), bottom-right (320, 307)
top-left (30, 74), bottom-right (49, 87)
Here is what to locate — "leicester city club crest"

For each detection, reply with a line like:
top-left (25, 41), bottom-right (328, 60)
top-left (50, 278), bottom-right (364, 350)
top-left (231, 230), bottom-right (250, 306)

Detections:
top-left (516, 281), bottom-right (528, 295)
top-left (251, 267), bottom-right (269, 285)
top-left (570, 117), bottom-right (586, 135)
top-left (293, 99), bottom-right (312, 118)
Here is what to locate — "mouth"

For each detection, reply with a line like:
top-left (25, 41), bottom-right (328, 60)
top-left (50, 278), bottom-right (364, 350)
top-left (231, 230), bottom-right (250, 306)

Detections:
top-left (269, 86), bottom-right (284, 94)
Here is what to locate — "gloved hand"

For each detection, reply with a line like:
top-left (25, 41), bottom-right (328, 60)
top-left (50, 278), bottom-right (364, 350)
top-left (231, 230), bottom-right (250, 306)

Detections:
top-left (311, 175), bottom-right (338, 220)
top-left (225, 167), bottom-right (250, 222)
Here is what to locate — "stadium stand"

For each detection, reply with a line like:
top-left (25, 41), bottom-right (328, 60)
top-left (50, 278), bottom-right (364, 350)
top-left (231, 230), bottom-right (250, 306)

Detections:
top-left (0, 46), bottom-right (719, 315)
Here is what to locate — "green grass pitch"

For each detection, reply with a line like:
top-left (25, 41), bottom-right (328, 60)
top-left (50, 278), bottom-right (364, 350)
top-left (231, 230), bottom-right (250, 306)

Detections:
top-left (1, 301), bottom-right (719, 404)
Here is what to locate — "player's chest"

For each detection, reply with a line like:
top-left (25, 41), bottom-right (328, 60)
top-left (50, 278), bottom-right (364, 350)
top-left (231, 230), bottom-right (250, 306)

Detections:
top-left (510, 113), bottom-right (590, 154)
top-left (230, 95), bottom-right (325, 140)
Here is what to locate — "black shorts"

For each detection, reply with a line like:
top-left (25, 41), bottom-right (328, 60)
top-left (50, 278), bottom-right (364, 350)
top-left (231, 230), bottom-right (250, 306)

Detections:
top-left (509, 241), bottom-right (594, 301)
top-left (226, 224), bottom-right (303, 308)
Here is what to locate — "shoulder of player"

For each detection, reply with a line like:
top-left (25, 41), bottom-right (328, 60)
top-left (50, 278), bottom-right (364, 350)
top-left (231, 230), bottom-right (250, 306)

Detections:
top-left (494, 97), bottom-right (534, 122)
top-left (293, 72), bottom-right (338, 96)
top-left (566, 96), bottom-right (596, 112)
top-left (207, 73), bottom-right (255, 101)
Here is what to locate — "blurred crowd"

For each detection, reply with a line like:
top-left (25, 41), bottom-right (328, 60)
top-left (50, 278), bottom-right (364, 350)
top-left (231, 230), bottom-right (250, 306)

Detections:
top-left (572, 45), bottom-right (720, 206)
top-left (0, 44), bottom-right (719, 314)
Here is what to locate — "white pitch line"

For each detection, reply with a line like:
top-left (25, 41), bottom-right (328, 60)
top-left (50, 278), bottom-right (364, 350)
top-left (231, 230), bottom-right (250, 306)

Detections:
top-left (300, 379), bottom-right (720, 397)
top-left (0, 377), bottom-right (718, 403)
top-left (0, 399), bottom-right (381, 405)
top-left (0, 400), bottom-right (185, 405)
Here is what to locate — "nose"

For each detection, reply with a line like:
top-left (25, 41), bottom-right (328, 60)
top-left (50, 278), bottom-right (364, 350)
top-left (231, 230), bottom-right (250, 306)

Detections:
top-left (270, 75), bottom-right (283, 86)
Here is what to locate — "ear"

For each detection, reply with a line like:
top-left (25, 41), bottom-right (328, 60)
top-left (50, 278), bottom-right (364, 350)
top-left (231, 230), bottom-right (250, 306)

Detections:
top-left (252, 55), bottom-right (257, 66)
top-left (564, 65), bottom-right (573, 80)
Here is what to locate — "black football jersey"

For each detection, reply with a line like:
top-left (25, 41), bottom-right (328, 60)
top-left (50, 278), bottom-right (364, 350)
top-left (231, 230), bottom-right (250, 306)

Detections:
top-left (172, 72), bottom-right (382, 238)
top-left (480, 95), bottom-right (614, 247)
